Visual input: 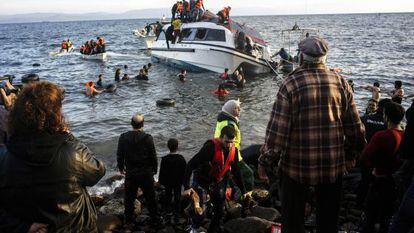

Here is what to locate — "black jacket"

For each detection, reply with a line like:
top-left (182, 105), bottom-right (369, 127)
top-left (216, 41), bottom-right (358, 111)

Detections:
top-left (0, 132), bottom-right (105, 233)
top-left (117, 130), bottom-right (157, 175)
top-left (159, 153), bottom-right (186, 187)
top-left (183, 140), bottom-right (246, 194)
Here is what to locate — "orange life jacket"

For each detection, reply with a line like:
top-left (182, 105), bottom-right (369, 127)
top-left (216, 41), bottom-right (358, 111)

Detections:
top-left (222, 7), bottom-right (230, 19)
top-left (195, 0), bottom-right (203, 9)
top-left (61, 42), bottom-right (67, 49)
top-left (210, 138), bottom-right (236, 182)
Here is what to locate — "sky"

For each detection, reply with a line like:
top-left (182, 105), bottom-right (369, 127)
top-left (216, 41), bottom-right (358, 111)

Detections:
top-left (0, 0), bottom-right (413, 15)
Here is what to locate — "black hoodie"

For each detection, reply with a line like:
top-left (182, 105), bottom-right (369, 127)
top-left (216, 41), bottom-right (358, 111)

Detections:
top-left (0, 132), bottom-right (105, 233)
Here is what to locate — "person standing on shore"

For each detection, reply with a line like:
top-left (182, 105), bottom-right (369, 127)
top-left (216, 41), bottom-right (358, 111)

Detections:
top-left (117, 113), bottom-right (162, 227)
top-left (360, 102), bottom-right (405, 233)
top-left (158, 138), bottom-right (187, 223)
top-left (214, 99), bottom-right (254, 191)
top-left (0, 81), bottom-right (106, 232)
top-left (258, 36), bottom-right (366, 233)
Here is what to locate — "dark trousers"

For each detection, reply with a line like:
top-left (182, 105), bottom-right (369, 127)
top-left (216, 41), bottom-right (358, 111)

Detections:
top-left (165, 185), bottom-right (181, 214)
top-left (362, 176), bottom-right (396, 233)
top-left (389, 179), bottom-right (414, 233)
top-left (191, 179), bottom-right (227, 232)
top-left (124, 173), bottom-right (158, 223)
top-left (280, 173), bottom-right (342, 233)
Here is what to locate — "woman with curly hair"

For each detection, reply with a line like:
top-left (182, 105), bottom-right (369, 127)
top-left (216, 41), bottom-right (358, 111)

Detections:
top-left (0, 81), bottom-right (106, 233)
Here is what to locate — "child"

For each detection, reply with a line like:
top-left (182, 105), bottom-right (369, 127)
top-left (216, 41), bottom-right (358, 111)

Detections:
top-left (363, 82), bottom-right (381, 102)
top-left (389, 80), bottom-right (404, 104)
top-left (158, 138), bottom-right (187, 223)
top-left (178, 69), bottom-right (187, 82)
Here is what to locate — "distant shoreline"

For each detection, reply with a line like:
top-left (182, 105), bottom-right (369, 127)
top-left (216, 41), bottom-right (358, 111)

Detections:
top-left (0, 10), bottom-right (413, 25)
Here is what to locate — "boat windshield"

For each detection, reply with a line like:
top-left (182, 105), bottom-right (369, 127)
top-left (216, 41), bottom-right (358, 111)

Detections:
top-left (180, 28), bottom-right (226, 42)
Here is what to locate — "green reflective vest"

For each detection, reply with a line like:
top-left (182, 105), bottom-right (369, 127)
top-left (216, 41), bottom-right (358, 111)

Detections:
top-left (214, 120), bottom-right (242, 161)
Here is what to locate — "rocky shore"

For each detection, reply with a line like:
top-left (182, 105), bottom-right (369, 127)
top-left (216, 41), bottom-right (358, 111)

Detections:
top-left (93, 165), bottom-right (365, 233)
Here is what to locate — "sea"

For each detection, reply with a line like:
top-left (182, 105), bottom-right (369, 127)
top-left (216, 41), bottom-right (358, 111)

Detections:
top-left (0, 13), bottom-right (413, 194)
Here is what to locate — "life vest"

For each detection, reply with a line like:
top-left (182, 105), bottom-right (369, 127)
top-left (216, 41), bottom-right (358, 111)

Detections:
top-left (61, 42), bottom-right (67, 49)
top-left (213, 88), bottom-right (229, 96)
top-left (195, 0), bottom-right (203, 9)
top-left (219, 72), bottom-right (229, 80)
top-left (177, 3), bottom-right (184, 13)
top-left (222, 7), bottom-right (230, 19)
top-left (210, 138), bottom-right (236, 182)
top-left (85, 81), bottom-right (95, 96)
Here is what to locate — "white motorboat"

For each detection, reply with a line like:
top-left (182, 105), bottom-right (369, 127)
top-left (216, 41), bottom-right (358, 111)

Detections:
top-left (82, 52), bottom-right (107, 61)
top-left (150, 11), bottom-right (273, 75)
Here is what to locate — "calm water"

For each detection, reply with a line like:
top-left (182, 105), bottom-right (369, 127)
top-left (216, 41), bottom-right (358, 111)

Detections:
top-left (0, 13), bottom-right (413, 193)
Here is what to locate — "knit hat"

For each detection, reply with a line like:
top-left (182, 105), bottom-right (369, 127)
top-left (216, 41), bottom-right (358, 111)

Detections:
top-left (222, 99), bottom-right (241, 117)
top-left (298, 36), bottom-right (329, 57)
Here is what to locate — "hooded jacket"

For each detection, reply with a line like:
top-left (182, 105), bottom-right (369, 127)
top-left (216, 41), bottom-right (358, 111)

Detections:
top-left (0, 132), bottom-right (105, 233)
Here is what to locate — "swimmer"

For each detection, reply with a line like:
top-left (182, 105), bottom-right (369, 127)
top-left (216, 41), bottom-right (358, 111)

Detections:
top-left (96, 74), bottom-right (104, 87)
top-left (122, 74), bottom-right (130, 81)
top-left (178, 69), bottom-right (187, 82)
top-left (85, 81), bottom-right (103, 96)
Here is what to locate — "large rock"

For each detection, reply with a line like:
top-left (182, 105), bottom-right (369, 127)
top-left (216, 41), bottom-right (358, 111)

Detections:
top-left (225, 216), bottom-right (277, 233)
top-left (248, 206), bottom-right (281, 222)
top-left (97, 215), bottom-right (122, 233)
top-left (99, 198), bottom-right (141, 216)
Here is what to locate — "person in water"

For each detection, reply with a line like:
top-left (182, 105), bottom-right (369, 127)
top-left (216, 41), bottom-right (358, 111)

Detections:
top-left (96, 74), bottom-right (104, 87)
top-left (135, 69), bottom-right (148, 81)
top-left (213, 83), bottom-right (230, 96)
top-left (85, 81), bottom-right (103, 96)
top-left (114, 68), bottom-right (121, 82)
top-left (219, 68), bottom-right (230, 81)
top-left (389, 80), bottom-right (404, 104)
top-left (122, 74), bottom-right (129, 81)
top-left (178, 69), bottom-right (187, 82)
top-left (143, 65), bottom-right (149, 76)
top-left (272, 48), bottom-right (292, 61)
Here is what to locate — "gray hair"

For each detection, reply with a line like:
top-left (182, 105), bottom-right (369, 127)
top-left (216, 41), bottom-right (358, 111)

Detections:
top-left (302, 53), bottom-right (327, 64)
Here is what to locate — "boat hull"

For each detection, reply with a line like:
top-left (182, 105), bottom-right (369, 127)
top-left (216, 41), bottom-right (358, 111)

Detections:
top-left (151, 43), bottom-right (270, 74)
top-left (82, 52), bottom-right (107, 61)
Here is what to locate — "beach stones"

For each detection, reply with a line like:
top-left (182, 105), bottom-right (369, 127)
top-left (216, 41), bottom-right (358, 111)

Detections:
top-left (225, 216), bottom-right (277, 233)
top-left (249, 206), bottom-right (281, 222)
top-left (98, 198), bottom-right (141, 216)
top-left (97, 215), bottom-right (123, 233)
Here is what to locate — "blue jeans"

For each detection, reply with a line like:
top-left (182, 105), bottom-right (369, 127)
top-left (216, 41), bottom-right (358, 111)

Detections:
top-left (388, 179), bottom-right (414, 233)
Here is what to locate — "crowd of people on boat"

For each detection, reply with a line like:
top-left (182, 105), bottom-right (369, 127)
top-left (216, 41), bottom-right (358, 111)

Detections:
top-left (80, 36), bottom-right (106, 55)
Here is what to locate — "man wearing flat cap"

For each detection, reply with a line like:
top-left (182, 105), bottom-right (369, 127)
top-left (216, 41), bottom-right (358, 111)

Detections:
top-left (258, 36), bottom-right (366, 233)
top-left (117, 113), bottom-right (162, 227)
